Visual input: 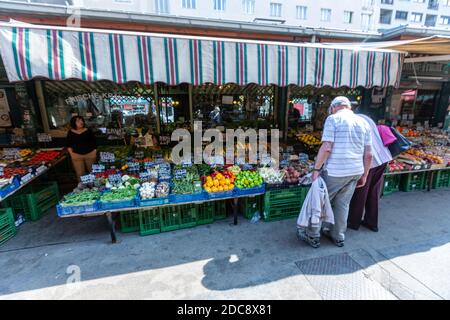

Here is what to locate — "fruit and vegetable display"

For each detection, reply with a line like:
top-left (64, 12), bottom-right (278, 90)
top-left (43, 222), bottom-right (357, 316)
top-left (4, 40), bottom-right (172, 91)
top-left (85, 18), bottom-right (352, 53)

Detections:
top-left (387, 160), bottom-right (406, 173)
top-left (26, 150), bottom-right (61, 165)
top-left (258, 167), bottom-right (285, 184)
top-left (171, 165), bottom-right (202, 194)
top-left (282, 166), bottom-right (303, 184)
top-left (235, 170), bottom-right (263, 189)
top-left (297, 133), bottom-right (321, 146)
top-left (202, 170), bottom-right (235, 193)
top-left (100, 186), bottom-right (137, 202)
top-left (60, 189), bottom-right (101, 206)
top-left (0, 167), bottom-right (28, 178)
top-left (155, 182), bottom-right (170, 198)
top-left (140, 182), bottom-right (157, 200)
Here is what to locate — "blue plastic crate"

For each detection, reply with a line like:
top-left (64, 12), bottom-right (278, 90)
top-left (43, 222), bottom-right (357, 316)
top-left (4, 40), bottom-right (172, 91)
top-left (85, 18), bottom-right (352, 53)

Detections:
top-left (137, 195), bottom-right (170, 207)
top-left (0, 177), bottom-right (20, 200)
top-left (169, 192), bottom-right (206, 203)
top-left (56, 202), bottom-right (99, 216)
top-left (207, 190), bottom-right (234, 199)
top-left (234, 184), bottom-right (266, 196)
top-left (99, 198), bottom-right (136, 210)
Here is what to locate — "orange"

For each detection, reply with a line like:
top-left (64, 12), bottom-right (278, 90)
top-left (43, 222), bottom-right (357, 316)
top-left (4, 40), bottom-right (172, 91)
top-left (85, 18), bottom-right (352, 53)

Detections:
top-left (212, 186), bottom-right (218, 192)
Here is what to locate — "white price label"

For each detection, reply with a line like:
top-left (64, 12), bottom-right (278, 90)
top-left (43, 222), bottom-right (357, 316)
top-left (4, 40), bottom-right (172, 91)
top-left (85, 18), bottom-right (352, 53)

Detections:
top-left (37, 133), bottom-right (52, 143)
top-left (92, 164), bottom-right (105, 173)
top-left (108, 174), bottom-right (122, 185)
top-left (3, 148), bottom-right (20, 158)
top-left (80, 174), bottom-right (95, 184)
top-left (127, 162), bottom-right (140, 171)
top-left (36, 165), bottom-right (47, 175)
top-left (21, 173), bottom-right (33, 184)
top-left (0, 166), bottom-right (4, 176)
top-left (100, 152), bottom-right (115, 163)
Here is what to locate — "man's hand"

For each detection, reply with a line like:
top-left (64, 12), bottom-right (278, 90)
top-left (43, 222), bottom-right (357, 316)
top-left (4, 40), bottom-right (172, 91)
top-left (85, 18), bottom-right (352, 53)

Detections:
top-left (356, 175), bottom-right (367, 188)
top-left (311, 170), bottom-right (320, 182)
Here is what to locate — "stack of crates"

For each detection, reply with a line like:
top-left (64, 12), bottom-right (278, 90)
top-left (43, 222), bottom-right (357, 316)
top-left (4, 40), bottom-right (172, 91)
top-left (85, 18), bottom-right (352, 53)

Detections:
top-left (400, 172), bottom-right (427, 192)
top-left (0, 208), bottom-right (17, 246)
top-left (239, 195), bottom-right (262, 219)
top-left (197, 202), bottom-right (215, 225)
top-left (383, 175), bottom-right (401, 196)
top-left (214, 200), bottom-right (227, 220)
top-left (160, 204), bottom-right (197, 232)
top-left (138, 208), bottom-right (161, 236)
top-left (120, 210), bottom-right (141, 233)
top-left (5, 181), bottom-right (59, 221)
top-left (432, 169), bottom-right (450, 189)
top-left (263, 185), bottom-right (309, 221)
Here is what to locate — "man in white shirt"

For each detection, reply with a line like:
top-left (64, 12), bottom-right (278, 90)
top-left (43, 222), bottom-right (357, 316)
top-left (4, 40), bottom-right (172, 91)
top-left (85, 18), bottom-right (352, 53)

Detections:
top-left (310, 96), bottom-right (373, 247)
top-left (348, 114), bottom-right (393, 232)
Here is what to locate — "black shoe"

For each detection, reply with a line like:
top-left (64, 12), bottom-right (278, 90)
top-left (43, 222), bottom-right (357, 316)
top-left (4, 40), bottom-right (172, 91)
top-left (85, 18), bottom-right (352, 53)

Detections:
top-left (361, 221), bottom-right (378, 232)
top-left (322, 229), bottom-right (345, 247)
top-left (297, 229), bottom-right (320, 248)
top-left (347, 224), bottom-right (360, 231)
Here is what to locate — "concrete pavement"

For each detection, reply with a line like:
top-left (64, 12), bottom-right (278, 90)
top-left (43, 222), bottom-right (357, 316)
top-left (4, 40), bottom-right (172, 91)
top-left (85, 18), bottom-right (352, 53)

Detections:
top-left (0, 188), bottom-right (449, 299)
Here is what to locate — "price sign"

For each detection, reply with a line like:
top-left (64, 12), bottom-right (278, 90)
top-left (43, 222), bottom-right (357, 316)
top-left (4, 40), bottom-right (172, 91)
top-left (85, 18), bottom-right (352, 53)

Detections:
top-left (174, 169), bottom-right (187, 179)
top-left (36, 165), bottom-right (47, 175)
top-left (3, 148), bottom-right (20, 158)
top-left (260, 155), bottom-right (272, 166)
top-left (108, 174), bottom-right (122, 185)
top-left (181, 158), bottom-right (192, 167)
top-left (139, 171), bottom-right (151, 181)
top-left (305, 124), bottom-right (314, 132)
top-left (135, 150), bottom-right (145, 160)
top-left (159, 135), bottom-right (171, 145)
top-left (127, 162), bottom-right (140, 171)
top-left (0, 166), bottom-right (4, 176)
top-left (21, 173), bottom-right (33, 184)
top-left (80, 174), bottom-right (95, 184)
top-left (92, 164), bottom-right (105, 173)
top-left (144, 161), bottom-right (155, 169)
top-left (37, 133), bottom-right (52, 143)
top-left (100, 152), bottom-right (115, 163)
top-left (155, 158), bottom-right (165, 164)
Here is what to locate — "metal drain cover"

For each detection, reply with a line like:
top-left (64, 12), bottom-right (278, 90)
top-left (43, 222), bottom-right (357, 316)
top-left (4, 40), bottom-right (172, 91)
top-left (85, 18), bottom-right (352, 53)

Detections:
top-left (295, 253), bottom-right (397, 300)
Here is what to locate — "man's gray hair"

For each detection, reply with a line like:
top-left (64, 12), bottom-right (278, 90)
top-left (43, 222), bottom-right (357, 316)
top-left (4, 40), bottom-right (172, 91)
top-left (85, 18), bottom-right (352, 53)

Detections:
top-left (330, 96), bottom-right (352, 108)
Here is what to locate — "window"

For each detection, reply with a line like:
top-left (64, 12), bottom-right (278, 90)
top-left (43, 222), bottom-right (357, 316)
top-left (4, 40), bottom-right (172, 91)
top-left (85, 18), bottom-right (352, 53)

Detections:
top-left (410, 12), bottom-right (423, 22)
top-left (182, 0), bottom-right (196, 9)
top-left (440, 15), bottom-right (450, 24)
top-left (381, 0), bottom-right (394, 4)
top-left (344, 11), bottom-right (353, 23)
top-left (428, 0), bottom-right (439, 9)
top-left (425, 14), bottom-right (437, 26)
top-left (243, 0), bottom-right (255, 14)
top-left (379, 9), bottom-right (392, 24)
top-left (444, 0), bottom-right (450, 6)
top-left (155, 0), bottom-right (169, 14)
top-left (412, 0), bottom-right (425, 2)
top-left (320, 8), bottom-right (332, 22)
top-left (361, 13), bottom-right (373, 30)
top-left (395, 10), bottom-right (408, 20)
top-left (114, 0), bottom-right (132, 3)
top-left (214, 0), bottom-right (226, 11)
top-left (270, 3), bottom-right (282, 17)
top-left (296, 6), bottom-right (307, 20)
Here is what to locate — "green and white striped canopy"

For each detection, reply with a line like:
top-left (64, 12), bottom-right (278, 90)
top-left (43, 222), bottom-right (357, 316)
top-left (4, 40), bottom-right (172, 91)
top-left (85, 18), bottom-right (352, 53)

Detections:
top-left (0, 23), bottom-right (404, 88)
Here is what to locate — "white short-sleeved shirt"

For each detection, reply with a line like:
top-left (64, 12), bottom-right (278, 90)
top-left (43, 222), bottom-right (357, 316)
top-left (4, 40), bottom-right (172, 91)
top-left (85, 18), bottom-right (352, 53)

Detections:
top-left (321, 109), bottom-right (372, 177)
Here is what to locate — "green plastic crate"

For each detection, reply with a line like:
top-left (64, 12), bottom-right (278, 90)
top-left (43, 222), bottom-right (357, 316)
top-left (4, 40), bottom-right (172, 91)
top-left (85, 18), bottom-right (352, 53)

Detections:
top-left (160, 206), bottom-right (181, 232)
top-left (120, 210), bottom-right (140, 233)
top-left (6, 181), bottom-right (59, 221)
top-left (179, 204), bottom-right (197, 229)
top-left (197, 202), bottom-right (214, 225)
top-left (432, 169), bottom-right (450, 189)
top-left (139, 208), bottom-right (161, 236)
top-left (400, 172), bottom-right (427, 192)
top-left (214, 200), bottom-right (227, 220)
top-left (240, 195), bottom-right (262, 219)
top-left (383, 174), bottom-right (401, 196)
top-left (0, 208), bottom-right (16, 246)
top-left (263, 186), bottom-right (309, 221)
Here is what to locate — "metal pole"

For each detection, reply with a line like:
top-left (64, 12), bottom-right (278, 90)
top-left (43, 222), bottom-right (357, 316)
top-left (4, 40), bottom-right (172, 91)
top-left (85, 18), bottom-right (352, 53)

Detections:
top-left (189, 84), bottom-right (194, 131)
top-left (284, 86), bottom-right (291, 143)
top-left (35, 80), bottom-right (50, 133)
top-left (154, 83), bottom-right (161, 134)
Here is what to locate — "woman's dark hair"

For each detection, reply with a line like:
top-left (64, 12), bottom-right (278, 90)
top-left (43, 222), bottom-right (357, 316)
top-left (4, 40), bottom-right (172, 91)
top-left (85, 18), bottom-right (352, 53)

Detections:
top-left (70, 116), bottom-right (85, 130)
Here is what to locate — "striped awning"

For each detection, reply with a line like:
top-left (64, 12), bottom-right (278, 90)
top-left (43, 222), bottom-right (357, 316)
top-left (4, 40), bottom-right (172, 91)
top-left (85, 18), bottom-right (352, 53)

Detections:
top-left (0, 22), bottom-right (405, 88)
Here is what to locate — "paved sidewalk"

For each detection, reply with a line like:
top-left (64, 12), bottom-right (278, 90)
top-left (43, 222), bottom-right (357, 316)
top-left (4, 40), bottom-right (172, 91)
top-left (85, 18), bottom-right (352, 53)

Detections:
top-left (0, 189), bottom-right (449, 300)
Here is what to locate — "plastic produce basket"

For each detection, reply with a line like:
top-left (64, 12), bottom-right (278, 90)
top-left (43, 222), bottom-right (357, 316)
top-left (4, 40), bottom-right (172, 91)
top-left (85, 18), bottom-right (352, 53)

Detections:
top-left (207, 190), bottom-right (234, 199)
top-left (263, 185), bottom-right (309, 221)
top-left (119, 210), bottom-right (140, 233)
top-left (0, 208), bottom-right (17, 246)
top-left (400, 172), bottom-right (427, 192)
top-left (160, 204), bottom-right (197, 232)
top-left (5, 181), bottom-right (59, 221)
top-left (197, 202), bottom-right (214, 225)
top-left (432, 169), bottom-right (450, 189)
top-left (239, 195), bottom-right (263, 219)
top-left (234, 184), bottom-right (265, 197)
top-left (169, 192), bottom-right (206, 204)
top-left (137, 195), bottom-right (169, 207)
top-left (56, 202), bottom-right (99, 216)
top-left (139, 208), bottom-right (161, 236)
top-left (99, 198), bottom-right (136, 210)
top-left (214, 200), bottom-right (227, 220)
top-left (0, 177), bottom-right (20, 200)
top-left (383, 174), bottom-right (401, 196)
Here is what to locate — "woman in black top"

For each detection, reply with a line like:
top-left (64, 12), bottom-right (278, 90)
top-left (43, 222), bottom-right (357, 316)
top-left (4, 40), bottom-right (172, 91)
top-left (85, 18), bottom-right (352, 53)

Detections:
top-left (66, 116), bottom-right (97, 181)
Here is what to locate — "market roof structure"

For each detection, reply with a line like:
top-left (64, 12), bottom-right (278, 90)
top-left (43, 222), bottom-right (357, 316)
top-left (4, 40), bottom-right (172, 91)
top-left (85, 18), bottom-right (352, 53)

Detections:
top-left (0, 21), bottom-right (404, 88)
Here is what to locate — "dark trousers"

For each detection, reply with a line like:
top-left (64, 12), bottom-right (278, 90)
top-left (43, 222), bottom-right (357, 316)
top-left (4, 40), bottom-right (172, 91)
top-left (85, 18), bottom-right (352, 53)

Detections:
top-left (348, 163), bottom-right (387, 229)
